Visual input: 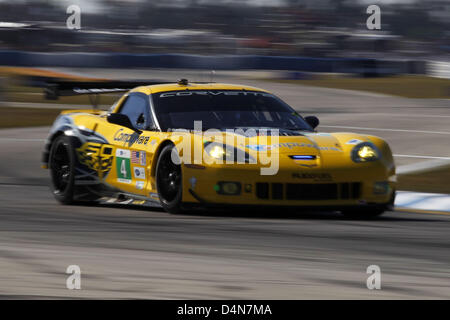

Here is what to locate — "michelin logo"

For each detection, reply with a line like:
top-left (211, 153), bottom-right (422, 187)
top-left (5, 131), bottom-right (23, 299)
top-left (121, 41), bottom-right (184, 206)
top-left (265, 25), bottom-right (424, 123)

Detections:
top-left (133, 167), bottom-right (146, 180)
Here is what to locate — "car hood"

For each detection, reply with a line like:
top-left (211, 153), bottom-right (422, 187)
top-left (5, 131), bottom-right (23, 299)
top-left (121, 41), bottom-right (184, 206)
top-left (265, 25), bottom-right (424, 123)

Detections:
top-left (200, 130), bottom-right (373, 155)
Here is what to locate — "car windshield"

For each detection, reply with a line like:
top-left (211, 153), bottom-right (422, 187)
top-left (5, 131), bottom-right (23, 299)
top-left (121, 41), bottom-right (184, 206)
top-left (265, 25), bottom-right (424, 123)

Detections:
top-left (152, 90), bottom-right (313, 131)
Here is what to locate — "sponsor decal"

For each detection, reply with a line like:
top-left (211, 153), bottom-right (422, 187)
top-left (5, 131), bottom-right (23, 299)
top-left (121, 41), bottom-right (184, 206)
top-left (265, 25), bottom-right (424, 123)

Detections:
top-left (133, 167), bottom-right (146, 180)
top-left (73, 88), bottom-right (124, 94)
top-left (159, 91), bottom-right (272, 98)
top-left (136, 181), bottom-right (145, 190)
top-left (140, 152), bottom-right (147, 165)
top-left (131, 151), bottom-right (146, 166)
top-left (113, 128), bottom-right (151, 145)
top-left (346, 139), bottom-right (364, 145)
top-left (116, 149), bottom-right (132, 183)
top-left (246, 143), bottom-right (341, 152)
top-left (292, 172), bottom-right (332, 181)
top-left (246, 144), bottom-right (269, 151)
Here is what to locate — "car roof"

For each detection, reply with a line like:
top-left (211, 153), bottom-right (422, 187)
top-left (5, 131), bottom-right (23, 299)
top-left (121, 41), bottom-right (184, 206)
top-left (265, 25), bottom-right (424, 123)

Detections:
top-left (129, 82), bottom-right (270, 95)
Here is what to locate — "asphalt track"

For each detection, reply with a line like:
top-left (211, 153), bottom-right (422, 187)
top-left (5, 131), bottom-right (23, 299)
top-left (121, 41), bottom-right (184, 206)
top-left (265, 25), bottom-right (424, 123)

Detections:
top-left (0, 75), bottom-right (449, 299)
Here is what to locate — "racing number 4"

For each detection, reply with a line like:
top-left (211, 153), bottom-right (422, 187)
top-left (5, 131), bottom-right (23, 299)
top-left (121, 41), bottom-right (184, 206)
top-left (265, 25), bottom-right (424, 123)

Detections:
top-left (120, 159), bottom-right (127, 177)
top-left (115, 149), bottom-right (132, 183)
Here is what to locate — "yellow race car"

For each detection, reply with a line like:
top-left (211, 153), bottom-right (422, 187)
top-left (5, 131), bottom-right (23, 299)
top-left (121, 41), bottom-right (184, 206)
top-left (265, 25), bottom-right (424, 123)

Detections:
top-left (42, 79), bottom-right (396, 218)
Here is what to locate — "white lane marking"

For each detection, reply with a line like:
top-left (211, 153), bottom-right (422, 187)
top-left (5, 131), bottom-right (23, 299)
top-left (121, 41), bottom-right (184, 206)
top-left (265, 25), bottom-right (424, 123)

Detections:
top-left (0, 138), bottom-right (46, 142)
top-left (394, 154), bottom-right (450, 160)
top-left (395, 191), bottom-right (450, 213)
top-left (321, 125), bottom-right (450, 135)
top-left (397, 159), bottom-right (450, 175)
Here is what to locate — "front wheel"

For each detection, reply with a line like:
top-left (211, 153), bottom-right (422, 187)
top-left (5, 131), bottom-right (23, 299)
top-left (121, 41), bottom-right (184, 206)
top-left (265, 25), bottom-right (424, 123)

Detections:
top-left (156, 145), bottom-right (183, 214)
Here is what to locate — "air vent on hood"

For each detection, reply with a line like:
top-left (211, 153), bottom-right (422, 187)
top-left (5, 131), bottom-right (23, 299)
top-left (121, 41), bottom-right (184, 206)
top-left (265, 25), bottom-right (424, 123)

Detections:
top-left (289, 155), bottom-right (316, 160)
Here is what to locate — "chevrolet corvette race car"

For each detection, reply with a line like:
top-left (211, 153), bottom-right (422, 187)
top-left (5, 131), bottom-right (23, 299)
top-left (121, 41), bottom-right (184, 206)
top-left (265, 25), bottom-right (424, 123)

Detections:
top-left (42, 79), bottom-right (396, 218)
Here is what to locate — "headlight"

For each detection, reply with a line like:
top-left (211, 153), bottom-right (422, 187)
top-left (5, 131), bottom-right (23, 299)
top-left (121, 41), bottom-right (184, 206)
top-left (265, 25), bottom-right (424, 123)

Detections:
top-left (204, 142), bottom-right (255, 163)
top-left (351, 142), bottom-right (380, 163)
top-left (207, 144), bottom-right (228, 159)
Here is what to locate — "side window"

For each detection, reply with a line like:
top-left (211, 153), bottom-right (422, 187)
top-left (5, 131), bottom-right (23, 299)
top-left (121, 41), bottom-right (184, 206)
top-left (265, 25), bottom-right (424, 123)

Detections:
top-left (119, 94), bottom-right (154, 130)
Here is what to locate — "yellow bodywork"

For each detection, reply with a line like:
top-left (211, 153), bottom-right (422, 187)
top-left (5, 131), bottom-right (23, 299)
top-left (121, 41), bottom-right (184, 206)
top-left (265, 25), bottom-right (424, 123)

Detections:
top-left (49, 83), bottom-right (396, 207)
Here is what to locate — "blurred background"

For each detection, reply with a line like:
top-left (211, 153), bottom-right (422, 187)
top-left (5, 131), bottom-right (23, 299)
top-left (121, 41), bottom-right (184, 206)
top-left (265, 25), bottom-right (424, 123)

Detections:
top-left (0, 0), bottom-right (449, 191)
top-left (0, 1), bottom-right (450, 300)
top-left (0, 0), bottom-right (448, 58)
top-left (0, 0), bottom-right (448, 86)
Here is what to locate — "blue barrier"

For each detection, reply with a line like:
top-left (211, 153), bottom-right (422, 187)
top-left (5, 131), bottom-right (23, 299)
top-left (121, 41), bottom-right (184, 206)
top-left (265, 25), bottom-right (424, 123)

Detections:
top-left (0, 50), bottom-right (421, 75)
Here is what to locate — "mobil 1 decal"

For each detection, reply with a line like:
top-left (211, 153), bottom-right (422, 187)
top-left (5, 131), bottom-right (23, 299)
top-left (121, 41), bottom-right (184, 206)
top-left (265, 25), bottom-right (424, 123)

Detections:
top-left (116, 149), bottom-right (132, 183)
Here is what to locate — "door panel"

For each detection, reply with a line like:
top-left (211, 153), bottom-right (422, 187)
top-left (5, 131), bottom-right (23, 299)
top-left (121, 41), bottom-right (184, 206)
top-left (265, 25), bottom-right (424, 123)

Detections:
top-left (110, 134), bottom-right (150, 196)
top-left (98, 92), bottom-right (159, 197)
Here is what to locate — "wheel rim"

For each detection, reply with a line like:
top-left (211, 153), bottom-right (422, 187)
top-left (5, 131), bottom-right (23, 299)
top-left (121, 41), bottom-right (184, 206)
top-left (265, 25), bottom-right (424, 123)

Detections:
top-left (50, 141), bottom-right (71, 195)
top-left (157, 149), bottom-right (181, 204)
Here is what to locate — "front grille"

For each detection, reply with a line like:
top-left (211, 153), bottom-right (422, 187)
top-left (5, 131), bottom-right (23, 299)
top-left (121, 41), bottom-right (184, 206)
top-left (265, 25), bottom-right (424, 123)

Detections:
top-left (286, 183), bottom-right (338, 200)
top-left (339, 182), bottom-right (361, 200)
top-left (256, 182), bottom-right (362, 201)
top-left (256, 182), bottom-right (269, 199)
top-left (272, 183), bottom-right (284, 200)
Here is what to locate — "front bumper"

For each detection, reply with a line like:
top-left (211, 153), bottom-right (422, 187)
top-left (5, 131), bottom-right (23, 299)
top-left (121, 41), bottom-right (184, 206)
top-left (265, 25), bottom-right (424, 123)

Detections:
top-left (181, 162), bottom-right (396, 207)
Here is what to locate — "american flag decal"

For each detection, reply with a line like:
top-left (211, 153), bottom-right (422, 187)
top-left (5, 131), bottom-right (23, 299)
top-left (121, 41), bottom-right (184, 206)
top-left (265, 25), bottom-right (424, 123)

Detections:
top-left (131, 151), bottom-right (146, 165)
top-left (131, 151), bottom-right (140, 164)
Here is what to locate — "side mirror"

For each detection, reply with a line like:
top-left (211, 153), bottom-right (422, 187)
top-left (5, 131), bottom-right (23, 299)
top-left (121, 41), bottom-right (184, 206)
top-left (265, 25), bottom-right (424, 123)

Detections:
top-left (305, 116), bottom-right (319, 129)
top-left (107, 113), bottom-right (142, 134)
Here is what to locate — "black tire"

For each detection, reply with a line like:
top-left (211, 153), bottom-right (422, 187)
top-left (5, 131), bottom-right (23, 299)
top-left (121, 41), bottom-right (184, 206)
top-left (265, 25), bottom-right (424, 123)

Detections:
top-left (341, 206), bottom-right (386, 219)
top-left (156, 144), bottom-right (183, 214)
top-left (49, 135), bottom-right (101, 205)
top-left (49, 135), bottom-right (76, 204)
